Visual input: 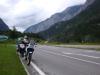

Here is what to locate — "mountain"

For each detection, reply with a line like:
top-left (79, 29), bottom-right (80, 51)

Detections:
top-left (25, 4), bottom-right (86, 33)
top-left (39, 0), bottom-right (100, 43)
top-left (0, 18), bottom-right (9, 31)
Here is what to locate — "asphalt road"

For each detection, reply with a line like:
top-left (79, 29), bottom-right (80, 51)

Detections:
top-left (31, 45), bottom-right (100, 75)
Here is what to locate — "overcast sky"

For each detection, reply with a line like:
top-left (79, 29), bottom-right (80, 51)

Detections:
top-left (0, 0), bottom-right (86, 32)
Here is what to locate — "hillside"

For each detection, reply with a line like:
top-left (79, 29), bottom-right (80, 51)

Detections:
top-left (0, 18), bottom-right (9, 31)
top-left (39, 0), bottom-right (100, 43)
top-left (25, 4), bottom-right (84, 33)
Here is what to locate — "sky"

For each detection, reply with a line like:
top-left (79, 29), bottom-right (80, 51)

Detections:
top-left (0, 0), bottom-right (86, 32)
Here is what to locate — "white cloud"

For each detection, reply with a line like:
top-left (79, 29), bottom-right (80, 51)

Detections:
top-left (0, 0), bottom-right (86, 32)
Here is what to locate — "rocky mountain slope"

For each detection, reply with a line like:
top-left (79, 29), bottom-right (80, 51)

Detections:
top-left (38, 0), bottom-right (100, 43)
top-left (25, 4), bottom-right (85, 33)
top-left (0, 19), bottom-right (9, 31)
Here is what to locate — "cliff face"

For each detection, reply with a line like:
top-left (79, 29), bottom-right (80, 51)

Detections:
top-left (0, 19), bottom-right (9, 31)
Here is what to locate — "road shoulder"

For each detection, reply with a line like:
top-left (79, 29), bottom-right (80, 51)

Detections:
top-left (19, 56), bottom-right (39, 75)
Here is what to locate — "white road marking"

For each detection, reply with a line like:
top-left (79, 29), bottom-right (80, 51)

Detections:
top-left (31, 62), bottom-right (46, 75)
top-left (86, 50), bottom-right (100, 54)
top-left (42, 50), bottom-right (100, 66)
top-left (63, 52), bottom-right (100, 59)
top-left (19, 57), bottom-right (30, 75)
top-left (86, 51), bottom-right (95, 52)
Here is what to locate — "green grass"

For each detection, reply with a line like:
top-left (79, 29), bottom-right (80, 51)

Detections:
top-left (0, 44), bottom-right (27, 75)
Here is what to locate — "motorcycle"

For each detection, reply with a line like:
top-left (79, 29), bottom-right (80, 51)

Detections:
top-left (25, 40), bottom-right (36, 65)
top-left (18, 43), bottom-right (26, 57)
top-left (25, 47), bottom-right (34, 65)
top-left (27, 51), bottom-right (33, 65)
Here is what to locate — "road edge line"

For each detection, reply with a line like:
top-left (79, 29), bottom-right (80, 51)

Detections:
top-left (31, 62), bottom-right (46, 75)
top-left (19, 57), bottom-right (30, 75)
top-left (63, 52), bottom-right (100, 59)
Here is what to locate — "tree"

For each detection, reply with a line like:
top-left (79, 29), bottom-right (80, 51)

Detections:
top-left (9, 26), bottom-right (19, 39)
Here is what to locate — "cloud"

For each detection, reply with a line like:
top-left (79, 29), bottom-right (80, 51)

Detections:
top-left (0, 0), bottom-right (86, 32)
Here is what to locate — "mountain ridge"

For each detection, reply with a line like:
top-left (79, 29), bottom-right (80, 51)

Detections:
top-left (25, 0), bottom-right (94, 33)
top-left (0, 18), bottom-right (9, 31)
top-left (25, 4), bottom-right (85, 33)
top-left (38, 0), bottom-right (100, 43)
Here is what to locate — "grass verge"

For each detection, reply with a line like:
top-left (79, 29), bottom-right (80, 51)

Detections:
top-left (0, 44), bottom-right (27, 75)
